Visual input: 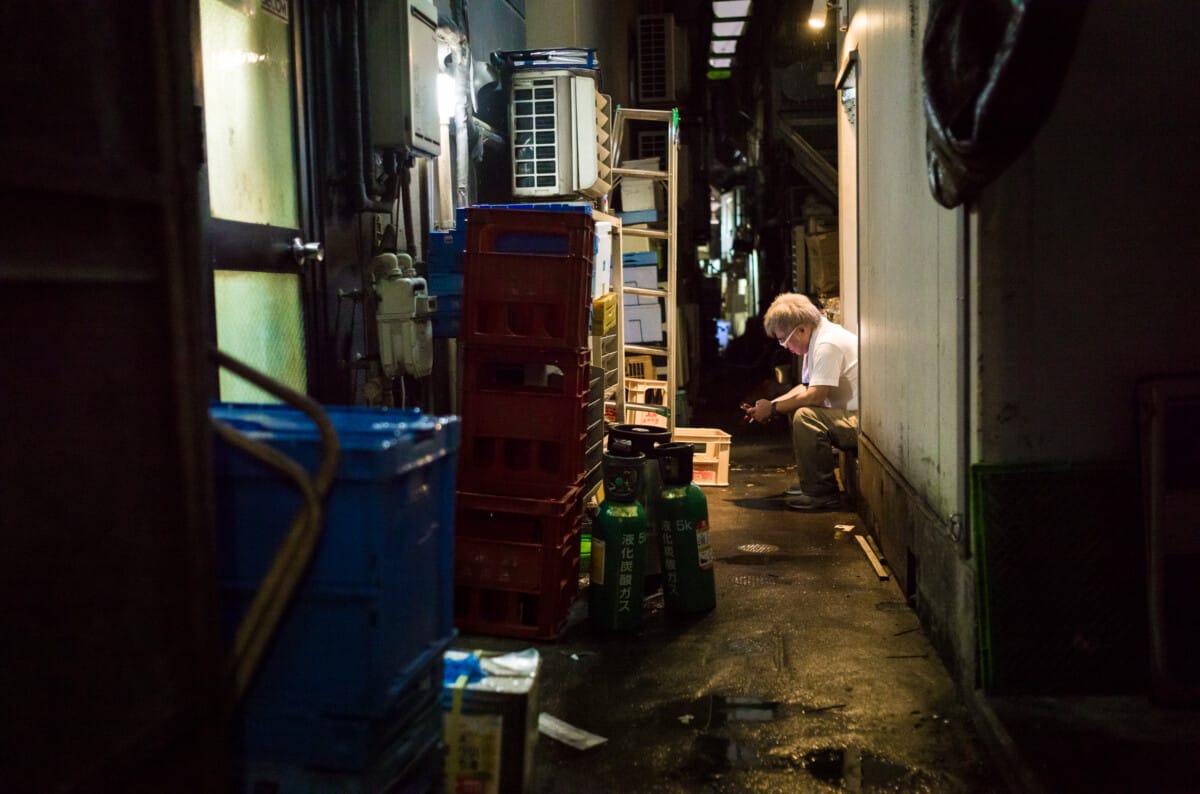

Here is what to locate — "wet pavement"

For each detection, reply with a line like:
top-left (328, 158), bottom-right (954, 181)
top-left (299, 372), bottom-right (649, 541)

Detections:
top-left (458, 425), bottom-right (1005, 793)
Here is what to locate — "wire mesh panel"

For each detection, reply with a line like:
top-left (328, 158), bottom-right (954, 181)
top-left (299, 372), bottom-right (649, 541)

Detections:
top-left (511, 75), bottom-right (561, 193)
top-left (971, 462), bottom-right (1148, 695)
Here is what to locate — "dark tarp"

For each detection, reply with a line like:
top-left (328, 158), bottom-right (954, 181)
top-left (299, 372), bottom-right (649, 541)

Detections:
top-left (922, 0), bottom-right (1091, 208)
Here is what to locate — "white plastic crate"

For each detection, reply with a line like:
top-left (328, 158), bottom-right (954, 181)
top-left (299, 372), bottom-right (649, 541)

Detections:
top-left (672, 427), bottom-right (731, 486)
top-left (624, 405), bottom-right (669, 428)
top-left (625, 377), bottom-right (668, 407)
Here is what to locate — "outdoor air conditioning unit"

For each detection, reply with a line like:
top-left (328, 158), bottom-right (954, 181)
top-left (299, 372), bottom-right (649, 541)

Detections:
top-left (636, 13), bottom-right (675, 104)
top-left (510, 71), bottom-right (611, 198)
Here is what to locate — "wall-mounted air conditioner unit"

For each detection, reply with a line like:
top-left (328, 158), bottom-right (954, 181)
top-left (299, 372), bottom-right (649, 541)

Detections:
top-left (510, 71), bottom-right (611, 198)
top-left (636, 13), bottom-right (675, 104)
top-left (637, 129), bottom-right (667, 161)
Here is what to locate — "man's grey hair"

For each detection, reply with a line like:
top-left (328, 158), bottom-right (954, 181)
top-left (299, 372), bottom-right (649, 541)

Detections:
top-left (763, 293), bottom-right (823, 338)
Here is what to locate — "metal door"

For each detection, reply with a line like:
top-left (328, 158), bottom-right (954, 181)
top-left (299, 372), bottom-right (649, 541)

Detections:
top-left (197, 0), bottom-right (319, 401)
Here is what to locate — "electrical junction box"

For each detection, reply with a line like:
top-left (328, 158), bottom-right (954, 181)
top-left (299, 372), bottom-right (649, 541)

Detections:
top-left (366, 0), bottom-right (441, 157)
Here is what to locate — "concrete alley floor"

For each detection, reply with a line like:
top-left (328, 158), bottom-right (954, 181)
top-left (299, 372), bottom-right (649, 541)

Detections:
top-left (459, 422), bottom-right (1005, 793)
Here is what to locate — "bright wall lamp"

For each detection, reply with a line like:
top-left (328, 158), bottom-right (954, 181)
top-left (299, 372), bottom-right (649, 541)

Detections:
top-left (808, 0), bottom-right (828, 28)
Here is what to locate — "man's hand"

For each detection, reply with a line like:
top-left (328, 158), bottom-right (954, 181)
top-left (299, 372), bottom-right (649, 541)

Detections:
top-left (743, 398), bottom-right (775, 423)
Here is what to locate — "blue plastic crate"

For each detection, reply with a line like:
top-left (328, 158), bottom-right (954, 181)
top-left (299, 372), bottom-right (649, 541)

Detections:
top-left (618, 208), bottom-right (658, 225)
top-left (427, 272), bottom-right (463, 296)
top-left (212, 404), bottom-right (460, 761)
top-left (237, 630), bottom-right (452, 780)
top-left (432, 294), bottom-right (462, 339)
top-left (428, 230), bottom-right (465, 275)
top-left (471, 201), bottom-right (593, 215)
top-left (622, 251), bottom-right (658, 267)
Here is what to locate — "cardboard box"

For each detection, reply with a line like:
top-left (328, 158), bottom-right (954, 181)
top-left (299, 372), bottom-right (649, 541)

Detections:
top-left (805, 232), bottom-right (840, 296)
top-left (622, 234), bottom-right (652, 253)
top-left (618, 157), bottom-right (662, 212)
top-left (443, 648), bottom-right (541, 794)
top-left (591, 293), bottom-right (616, 336)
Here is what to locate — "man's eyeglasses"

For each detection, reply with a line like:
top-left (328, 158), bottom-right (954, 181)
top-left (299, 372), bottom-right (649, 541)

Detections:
top-left (778, 325), bottom-right (801, 348)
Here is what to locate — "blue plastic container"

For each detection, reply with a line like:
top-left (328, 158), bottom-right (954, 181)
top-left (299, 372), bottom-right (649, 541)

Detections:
top-left (428, 230), bottom-right (465, 274)
top-left (212, 403), bottom-right (460, 767)
top-left (431, 294), bottom-right (462, 339)
top-left (237, 630), bottom-right (452, 782)
top-left (622, 251), bottom-right (659, 267)
top-left (427, 272), bottom-right (464, 296)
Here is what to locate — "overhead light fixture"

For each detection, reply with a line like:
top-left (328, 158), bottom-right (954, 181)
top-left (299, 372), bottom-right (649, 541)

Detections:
top-left (808, 0), bottom-right (827, 28)
top-left (709, 56), bottom-right (733, 68)
top-left (713, 19), bottom-right (745, 37)
top-left (712, 0), bottom-right (751, 18)
top-left (711, 39), bottom-right (738, 55)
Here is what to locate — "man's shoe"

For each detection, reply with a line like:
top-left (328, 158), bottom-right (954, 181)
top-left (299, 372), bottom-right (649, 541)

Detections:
top-left (785, 483), bottom-right (805, 496)
top-left (786, 493), bottom-right (841, 511)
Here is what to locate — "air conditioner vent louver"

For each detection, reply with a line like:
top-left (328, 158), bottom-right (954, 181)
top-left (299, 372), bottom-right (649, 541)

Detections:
top-left (512, 77), bottom-right (561, 192)
top-left (636, 13), bottom-right (675, 104)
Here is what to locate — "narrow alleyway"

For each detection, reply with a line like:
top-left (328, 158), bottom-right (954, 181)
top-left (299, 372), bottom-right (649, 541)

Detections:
top-left (458, 416), bottom-right (1004, 793)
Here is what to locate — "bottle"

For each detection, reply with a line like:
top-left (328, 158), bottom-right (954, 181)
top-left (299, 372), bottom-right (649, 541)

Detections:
top-left (654, 442), bottom-right (716, 615)
top-left (589, 451), bottom-right (648, 632)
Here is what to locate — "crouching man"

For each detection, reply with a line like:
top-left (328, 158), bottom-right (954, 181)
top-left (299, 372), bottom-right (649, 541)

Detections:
top-left (743, 293), bottom-right (858, 511)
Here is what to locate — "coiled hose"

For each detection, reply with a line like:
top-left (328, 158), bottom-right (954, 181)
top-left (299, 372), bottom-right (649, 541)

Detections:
top-left (209, 348), bottom-right (341, 701)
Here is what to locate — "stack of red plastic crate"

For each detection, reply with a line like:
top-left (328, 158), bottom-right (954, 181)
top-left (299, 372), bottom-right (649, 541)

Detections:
top-left (453, 206), bottom-right (594, 640)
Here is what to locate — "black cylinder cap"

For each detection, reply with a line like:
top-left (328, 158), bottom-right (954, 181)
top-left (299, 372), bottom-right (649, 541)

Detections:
top-left (655, 442), bottom-right (694, 485)
top-left (607, 423), bottom-right (671, 455)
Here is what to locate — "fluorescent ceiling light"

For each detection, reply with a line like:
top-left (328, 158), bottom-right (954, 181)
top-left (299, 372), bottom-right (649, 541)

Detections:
top-left (711, 39), bottom-right (738, 54)
top-left (713, 0), bottom-right (751, 18)
top-left (709, 56), bottom-right (733, 68)
top-left (712, 19), bottom-right (745, 37)
top-left (808, 0), bottom-right (827, 28)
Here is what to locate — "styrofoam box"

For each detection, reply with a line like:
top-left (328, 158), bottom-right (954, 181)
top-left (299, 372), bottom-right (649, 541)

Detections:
top-left (673, 427), bottom-right (732, 487)
top-left (594, 221), bottom-right (613, 300)
top-left (623, 265), bottom-right (659, 306)
top-left (624, 302), bottom-right (662, 344)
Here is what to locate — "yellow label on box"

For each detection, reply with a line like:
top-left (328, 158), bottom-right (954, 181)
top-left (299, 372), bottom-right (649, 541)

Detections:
top-left (445, 712), bottom-right (503, 794)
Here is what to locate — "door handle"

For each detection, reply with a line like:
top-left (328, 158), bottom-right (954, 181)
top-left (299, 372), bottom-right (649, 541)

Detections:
top-left (291, 237), bottom-right (324, 267)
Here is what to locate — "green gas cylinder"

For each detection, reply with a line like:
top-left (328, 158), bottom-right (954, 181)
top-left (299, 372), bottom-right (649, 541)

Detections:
top-left (607, 424), bottom-right (671, 594)
top-left (654, 442), bottom-right (716, 614)
top-left (590, 451), bottom-right (648, 632)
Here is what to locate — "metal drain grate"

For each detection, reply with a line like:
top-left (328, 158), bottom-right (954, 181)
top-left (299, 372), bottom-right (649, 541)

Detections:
top-left (736, 543), bottom-right (779, 555)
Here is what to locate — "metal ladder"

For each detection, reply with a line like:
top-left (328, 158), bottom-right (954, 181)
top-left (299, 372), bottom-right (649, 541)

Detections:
top-left (608, 107), bottom-right (678, 432)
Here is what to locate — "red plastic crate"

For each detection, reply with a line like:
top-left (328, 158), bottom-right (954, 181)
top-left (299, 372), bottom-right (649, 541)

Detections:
top-left (462, 251), bottom-right (593, 349)
top-left (455, 481), bottom-right (584, 546)
top-left (462, 344), bottom-right (591, 400)
top-left (466, 207), bottom-right (594, 259)
top-left (458, 386), bottom-right (588, 496)
top-left (453, 546), bottom-right (581, 641)
top-left (454, 533), bottom-right (578, 594)
top-left (452, 482), bottom-right (582, 640)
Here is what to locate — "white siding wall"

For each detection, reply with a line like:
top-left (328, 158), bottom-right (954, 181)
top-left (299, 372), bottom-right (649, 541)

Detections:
top-left (839, 0), bottom-right (965, 518)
